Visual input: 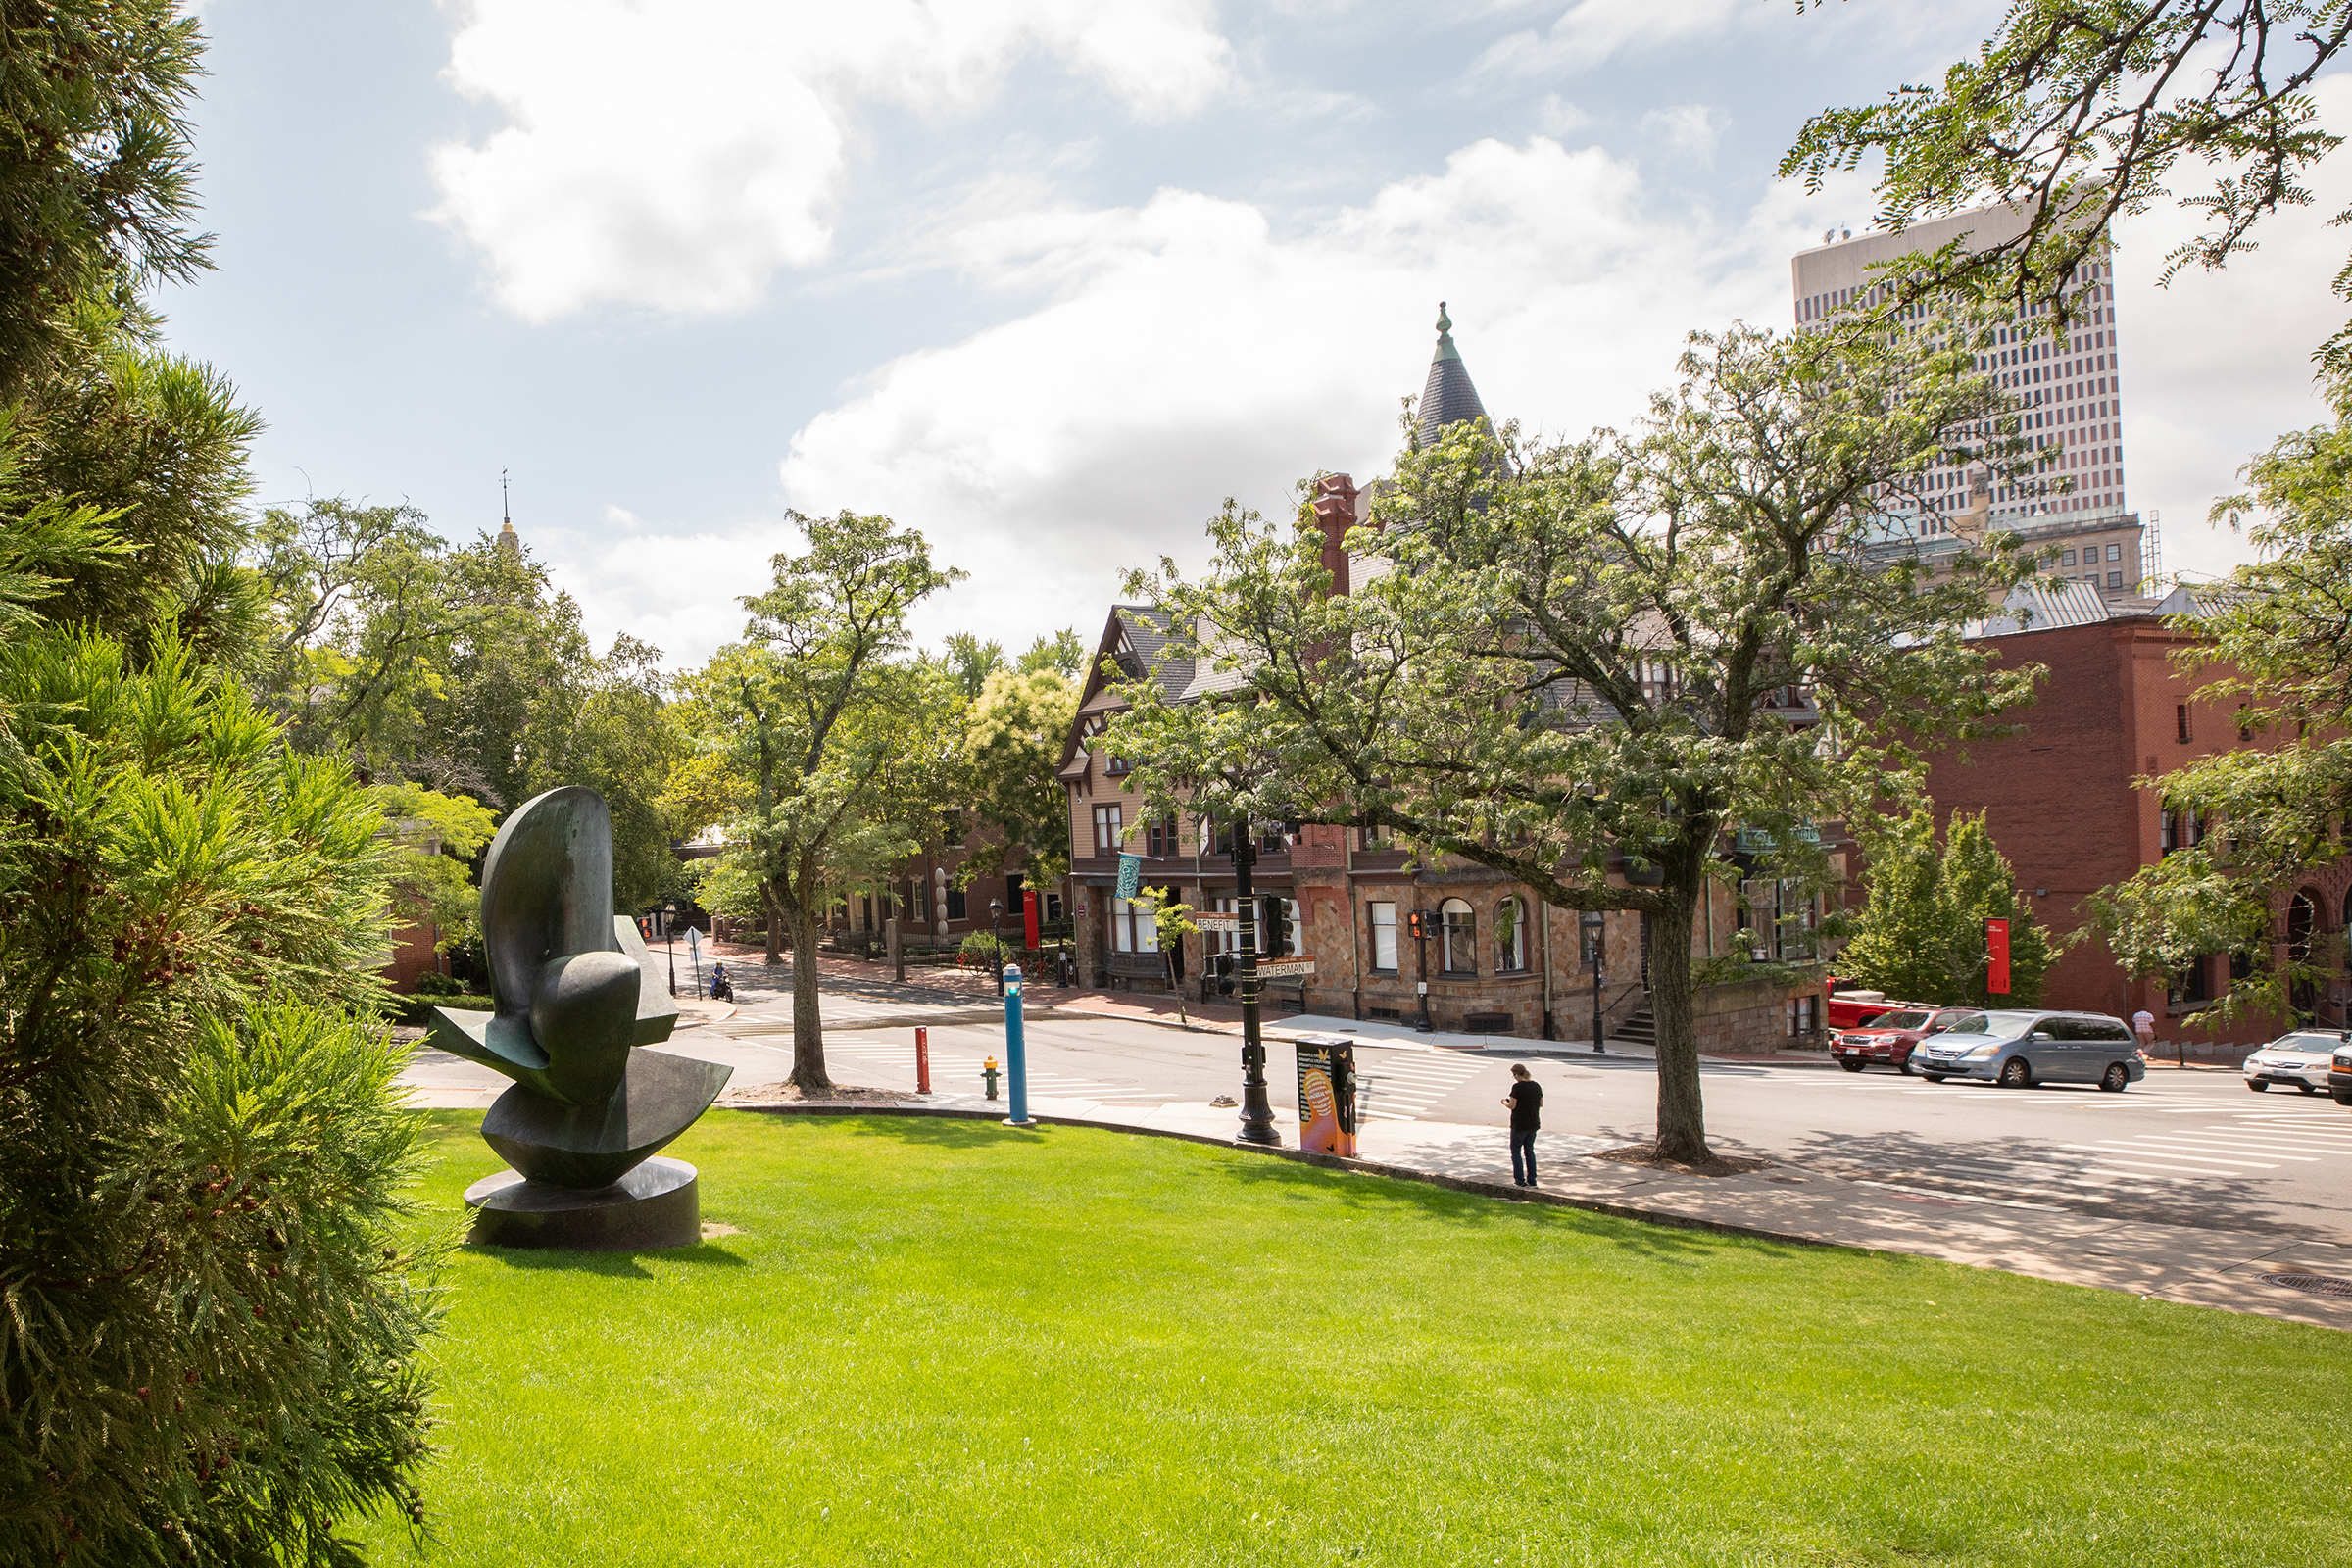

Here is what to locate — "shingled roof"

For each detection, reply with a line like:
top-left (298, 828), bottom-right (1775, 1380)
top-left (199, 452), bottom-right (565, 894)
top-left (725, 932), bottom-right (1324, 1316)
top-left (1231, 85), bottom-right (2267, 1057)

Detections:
top-left (1417, 301), bottom-right (1492, 446)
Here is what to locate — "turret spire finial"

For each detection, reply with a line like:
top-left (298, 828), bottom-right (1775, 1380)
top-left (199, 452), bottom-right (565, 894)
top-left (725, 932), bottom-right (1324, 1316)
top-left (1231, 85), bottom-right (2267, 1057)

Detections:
top-left (1436, 301), bottom-right (1451, 337)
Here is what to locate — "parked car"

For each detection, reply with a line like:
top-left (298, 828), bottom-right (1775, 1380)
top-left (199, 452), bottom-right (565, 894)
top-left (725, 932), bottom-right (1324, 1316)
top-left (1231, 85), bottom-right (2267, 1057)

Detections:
top-left (1831, 1006), bottom-right (1977, 1074)
top-left (2333, 1041), bottom-right (2352, 1107)
top-left (1909, 1009), bottom-right (2147, 1091)
top-left (2241, 1030), bottom-right (2350, 1095)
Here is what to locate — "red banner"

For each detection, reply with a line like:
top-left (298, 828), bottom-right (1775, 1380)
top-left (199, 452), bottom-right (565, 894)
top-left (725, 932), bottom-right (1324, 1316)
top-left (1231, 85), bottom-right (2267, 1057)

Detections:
top-left (1023, 888), bottom-right (1041, 950)
top-left (1985, 917), bottom-right (2011, 995)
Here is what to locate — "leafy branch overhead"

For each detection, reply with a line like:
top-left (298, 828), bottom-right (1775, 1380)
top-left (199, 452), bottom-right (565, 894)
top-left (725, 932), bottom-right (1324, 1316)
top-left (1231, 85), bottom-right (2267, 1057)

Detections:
top-left (1787, 1), bottom-right (2352, 359)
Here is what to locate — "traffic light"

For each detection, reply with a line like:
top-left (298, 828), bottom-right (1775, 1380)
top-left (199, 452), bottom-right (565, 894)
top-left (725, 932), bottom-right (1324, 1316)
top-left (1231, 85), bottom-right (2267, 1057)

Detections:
top-left (1212, 954), bottom-right (1235, 996)
top-left (1406, 908), bottom-right (1427, 941)
top-left (1264, 897), bottom-right (1294, 957)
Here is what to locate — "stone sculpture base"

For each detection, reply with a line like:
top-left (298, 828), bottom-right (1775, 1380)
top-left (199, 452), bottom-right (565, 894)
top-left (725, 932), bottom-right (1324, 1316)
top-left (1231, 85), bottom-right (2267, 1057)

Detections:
top-left (464, 1156), bottom-right (702, 1251)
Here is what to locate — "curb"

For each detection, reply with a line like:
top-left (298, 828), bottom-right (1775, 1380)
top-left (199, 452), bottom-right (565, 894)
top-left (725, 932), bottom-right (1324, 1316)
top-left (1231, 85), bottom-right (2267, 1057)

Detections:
top-left (729, 1102), bottom-right (1836, 1252)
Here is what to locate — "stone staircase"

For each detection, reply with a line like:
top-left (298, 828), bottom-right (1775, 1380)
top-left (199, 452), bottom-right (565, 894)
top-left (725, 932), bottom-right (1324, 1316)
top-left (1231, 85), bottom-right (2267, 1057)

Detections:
top-left (1614, 1004), bottom-right (1656, 1049)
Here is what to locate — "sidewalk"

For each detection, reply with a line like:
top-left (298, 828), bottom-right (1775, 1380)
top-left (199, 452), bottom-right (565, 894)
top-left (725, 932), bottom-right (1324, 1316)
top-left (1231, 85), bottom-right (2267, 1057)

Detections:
top-left (715, 1090), bottom-right (2350, 1333)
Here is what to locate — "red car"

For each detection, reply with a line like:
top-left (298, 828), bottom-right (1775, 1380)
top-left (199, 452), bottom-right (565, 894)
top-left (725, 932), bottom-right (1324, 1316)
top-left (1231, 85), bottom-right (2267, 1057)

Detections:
top-left (1825, 980), bottom-right (1916, 1031)
top-left (1832, 1006), bottom-right (1976, 1074)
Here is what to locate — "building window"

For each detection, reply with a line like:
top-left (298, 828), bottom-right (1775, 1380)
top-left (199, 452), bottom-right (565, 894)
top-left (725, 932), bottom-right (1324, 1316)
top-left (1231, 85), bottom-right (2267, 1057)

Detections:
top-left (2177, 704), bottom-right (2192, 743)
top-left (1785, 995), bottom-right (1821, 1038)
top-left (1257, 824), bottom-right (1289, 856)
top-left (2107, 544), bottom-right (2122, 562)
top-left (1093, 804), bottom-right (1123, 855)
top-left (909, 882), bottom-right (927, 924)
top-left (1207, 816), bottom-right (1236, 858)
top-left (947, 887), bottom-right (967, 921)
top-left (1104, 755), bottom-right (1132, 776)
top-left (2107, 569), bottom-right (2123, 589)
top-left (1494, 897), bottom-right (1528, 973)
top-left (1359, 824), bottom-right (1392, 851)
top-left (2160, 808), bottom-right (2204, 854)
top-left (1145, 813), bottom-right (1178, 858)
top-left (1045, 892), bottom-right (1064, 921)
top-left (2062, 549), bottom-right (2076, 565)
top-left (1739, 880), bottom-right (1818, 961)
top-left (1369, 901), bottom-right (1398, 971)
top-left (1440, 898), bottom-right (1476, 975)
top-left (1109, 897), bottom-right (1158, 955)
top-left (2169, 955), bottom-right (2213, 1006)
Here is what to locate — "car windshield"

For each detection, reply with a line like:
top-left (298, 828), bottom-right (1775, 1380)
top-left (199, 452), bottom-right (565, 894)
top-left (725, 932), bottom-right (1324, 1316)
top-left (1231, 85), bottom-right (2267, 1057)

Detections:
top-left (1871, 1011), bottom-right (1932, 1029)
top-left (1936, 1011), bottom-right (2038, 1036)
top-left (2273, 1033), bottom-right (2348, 1054)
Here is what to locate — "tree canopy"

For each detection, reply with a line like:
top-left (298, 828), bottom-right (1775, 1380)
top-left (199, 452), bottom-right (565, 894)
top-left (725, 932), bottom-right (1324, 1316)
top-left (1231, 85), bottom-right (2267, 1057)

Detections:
top-left (1839, 808), bottom-right (2061, 1006)
top-left (1109, 322), bottom-right (2039, 1162)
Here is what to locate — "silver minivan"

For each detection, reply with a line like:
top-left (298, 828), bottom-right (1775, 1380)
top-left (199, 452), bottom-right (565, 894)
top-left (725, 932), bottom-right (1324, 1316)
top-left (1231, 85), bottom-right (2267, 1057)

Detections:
top-left (1910, 1009), bottom-right (2148, 1092)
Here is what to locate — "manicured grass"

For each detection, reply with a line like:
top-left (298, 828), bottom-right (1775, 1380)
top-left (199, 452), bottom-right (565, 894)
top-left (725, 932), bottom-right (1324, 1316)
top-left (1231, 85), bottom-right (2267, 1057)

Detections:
top-left (361, 1110), bottom-right (2350, 1567)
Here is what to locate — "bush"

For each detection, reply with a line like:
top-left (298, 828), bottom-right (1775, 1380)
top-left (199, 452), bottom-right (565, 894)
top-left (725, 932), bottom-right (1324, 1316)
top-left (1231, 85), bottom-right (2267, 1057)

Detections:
top-left (392, 993), bottom-right (494, 1027)
top-left (414, 971), bottom-right (466, 996)
top-left (958, 930), bottom-right (1009, 963)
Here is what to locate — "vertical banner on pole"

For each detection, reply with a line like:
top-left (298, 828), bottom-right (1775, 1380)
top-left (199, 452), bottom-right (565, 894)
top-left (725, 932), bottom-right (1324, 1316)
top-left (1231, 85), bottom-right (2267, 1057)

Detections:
top-left (1022, 887), bottom-right (1041, 951)
top-left (1985, 917), bottom-right (2012, 996)
top-left (1115, 853), bottom-right (1141, 902)
top-left (1294, 1035), bottom-right (1358, 1157)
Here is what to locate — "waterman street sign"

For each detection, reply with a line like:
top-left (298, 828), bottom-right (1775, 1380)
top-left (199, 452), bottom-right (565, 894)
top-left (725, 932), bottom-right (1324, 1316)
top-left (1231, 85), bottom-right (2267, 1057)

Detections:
top-left (1255, 959), bottom-right (1316, 979)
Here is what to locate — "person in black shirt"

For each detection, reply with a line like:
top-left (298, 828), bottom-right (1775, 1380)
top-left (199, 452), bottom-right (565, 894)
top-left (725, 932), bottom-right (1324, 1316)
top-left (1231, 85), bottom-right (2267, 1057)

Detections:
top-left (1503, 1063), bottom-right (1543, 1187)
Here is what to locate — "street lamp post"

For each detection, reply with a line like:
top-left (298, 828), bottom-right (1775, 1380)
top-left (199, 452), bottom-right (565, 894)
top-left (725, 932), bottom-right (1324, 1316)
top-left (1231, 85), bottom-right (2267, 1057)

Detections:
top-left (989, 897), bottom-right (1006, 998)
top-left (1231, 816), bottom-right (1278, 1145)
top-left (663, 903), bottom-right (678, 998)
top-left (1413, 910), bottom-right (1432, 1033)
top-left (1582, 909), bottom-right (1605, 1054)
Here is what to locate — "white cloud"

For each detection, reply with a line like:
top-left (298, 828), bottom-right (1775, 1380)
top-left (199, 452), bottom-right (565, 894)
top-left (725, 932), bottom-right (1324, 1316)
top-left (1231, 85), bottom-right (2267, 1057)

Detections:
top-left (1474, 0), bottom-right (1750, 78)
top-left (428, 0), bottom-right (1234, 320)
top-left (738, 136), bottom-right (1854, 659)
top-left (1642, 103), bottom-right (1723, 161)
top-left (1536, 93), bottom-right (1591, 135)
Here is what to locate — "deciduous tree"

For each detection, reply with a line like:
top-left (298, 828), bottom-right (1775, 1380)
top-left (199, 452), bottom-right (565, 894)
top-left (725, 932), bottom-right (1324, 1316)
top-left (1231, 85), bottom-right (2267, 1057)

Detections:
top-left (1111, 323), bottom-right (2037, 1163)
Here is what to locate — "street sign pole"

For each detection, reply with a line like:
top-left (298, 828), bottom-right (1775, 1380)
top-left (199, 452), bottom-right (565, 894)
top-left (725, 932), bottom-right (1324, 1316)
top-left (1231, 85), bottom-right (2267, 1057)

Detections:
top-left (1232, 817), bottom-right (1278, 1145)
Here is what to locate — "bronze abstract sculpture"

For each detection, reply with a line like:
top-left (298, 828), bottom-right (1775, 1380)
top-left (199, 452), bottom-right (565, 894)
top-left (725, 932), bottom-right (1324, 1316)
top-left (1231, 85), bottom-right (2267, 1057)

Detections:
top-left (430, 786), bottom-right (731, 1249)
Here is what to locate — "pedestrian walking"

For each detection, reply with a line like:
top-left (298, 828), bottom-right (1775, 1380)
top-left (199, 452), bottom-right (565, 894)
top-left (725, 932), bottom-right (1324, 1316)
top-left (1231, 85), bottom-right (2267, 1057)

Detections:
top-left (1502, 1063), bottom-right (1543, 1188)
top-left (2132, 1007), bottom-right (2156, 1051)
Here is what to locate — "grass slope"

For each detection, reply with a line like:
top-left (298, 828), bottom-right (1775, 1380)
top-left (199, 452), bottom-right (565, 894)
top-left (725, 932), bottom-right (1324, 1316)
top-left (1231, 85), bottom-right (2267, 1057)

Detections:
top-left (360, 1110), bottom-right (2350, 1567)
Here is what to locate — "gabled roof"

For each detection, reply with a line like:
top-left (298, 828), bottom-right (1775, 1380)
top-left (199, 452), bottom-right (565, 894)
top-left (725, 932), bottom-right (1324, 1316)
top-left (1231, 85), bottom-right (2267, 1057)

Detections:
top-left (1966, 580), bottom-right (2115, 637)
top-left (1418, 302), bottom-right (1492, 447)
top-left (1055, 605), bottom-right (1196, 781)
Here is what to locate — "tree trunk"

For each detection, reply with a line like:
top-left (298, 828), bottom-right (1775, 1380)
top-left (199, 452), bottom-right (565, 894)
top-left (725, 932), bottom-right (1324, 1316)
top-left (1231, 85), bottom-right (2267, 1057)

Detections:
top-left (761, 882), bottom-right (784, 966)
top-left (1647, 885), bottom-right (1712, 1164)
top-left (787, 900), bottom-right (829, 1095)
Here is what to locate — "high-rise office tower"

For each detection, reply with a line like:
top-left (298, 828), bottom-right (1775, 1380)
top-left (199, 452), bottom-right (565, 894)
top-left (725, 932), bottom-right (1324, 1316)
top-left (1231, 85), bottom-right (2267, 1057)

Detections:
top-left (1791, 204), bottom-right (2142, 597)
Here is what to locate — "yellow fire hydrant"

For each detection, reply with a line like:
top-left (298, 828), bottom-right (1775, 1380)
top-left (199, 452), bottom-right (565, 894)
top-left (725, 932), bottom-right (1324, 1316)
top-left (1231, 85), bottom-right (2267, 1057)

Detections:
top-left (983, 1055), bottom-right (1001, 1101)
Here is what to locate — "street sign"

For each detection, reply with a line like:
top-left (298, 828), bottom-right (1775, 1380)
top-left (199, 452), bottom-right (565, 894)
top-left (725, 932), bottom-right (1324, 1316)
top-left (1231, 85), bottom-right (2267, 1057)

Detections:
top-left (1193, 913), bottom-right (1240, 930)
top-left (1256, 958), bottom-right (1315, 978)
top-left (1115, 853), bottom-right (1141, 900)
top-left (686, 925), bottom-right (701, 959)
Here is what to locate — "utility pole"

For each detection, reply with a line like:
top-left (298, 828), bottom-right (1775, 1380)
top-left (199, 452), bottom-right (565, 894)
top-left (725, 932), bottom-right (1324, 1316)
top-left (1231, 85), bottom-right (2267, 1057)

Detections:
top-left (1232, 815), bottom-right (1277, 1145)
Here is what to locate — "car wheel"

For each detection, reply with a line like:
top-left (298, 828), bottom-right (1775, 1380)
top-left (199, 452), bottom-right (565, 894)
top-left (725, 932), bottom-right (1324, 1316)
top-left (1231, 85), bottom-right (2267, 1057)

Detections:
top-left (1998, 1057), bottom-right (2033, 1089)
top-left (2100, 1063), bottom-right (2129, 1093)
top-left (1898, 1056), bottom-right (1917, 1077)
top-left (2248, 1080), bottom-right (2269, 1092)
top-left (1839, 1058), bottom-right (1867, 1073)
top-left (1921, 1073), bottom-right (1945, 1083)
top-left (2333, 1091), bottom-right (2352, 1107)
top-left (2300, 1083), bottom-right (2320, 1095)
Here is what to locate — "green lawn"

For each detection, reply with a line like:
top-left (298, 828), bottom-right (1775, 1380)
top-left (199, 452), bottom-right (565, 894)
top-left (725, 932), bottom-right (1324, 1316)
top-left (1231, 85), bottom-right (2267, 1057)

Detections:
top-left (361, 1110), bottom-right (2351, 1567)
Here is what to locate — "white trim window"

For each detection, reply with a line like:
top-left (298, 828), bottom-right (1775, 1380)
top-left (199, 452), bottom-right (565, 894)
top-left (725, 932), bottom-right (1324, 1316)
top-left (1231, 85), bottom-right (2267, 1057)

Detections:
top-left (1494, 897), bottom-right (1528, 973)
top-left (1110, 897), bottom-right (1158, 954)
top-left (1369, 901), bottom-right (1398, 972)
top-left (1440, 897), bottom-right (1476, 975)
top-left (1093, 804), bottom-right (1123, 855)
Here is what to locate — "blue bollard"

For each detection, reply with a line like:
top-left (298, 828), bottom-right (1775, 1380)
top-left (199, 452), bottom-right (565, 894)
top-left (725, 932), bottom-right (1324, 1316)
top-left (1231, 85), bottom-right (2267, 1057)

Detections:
top-left (1004, 963), bottom-right (1033, 1127)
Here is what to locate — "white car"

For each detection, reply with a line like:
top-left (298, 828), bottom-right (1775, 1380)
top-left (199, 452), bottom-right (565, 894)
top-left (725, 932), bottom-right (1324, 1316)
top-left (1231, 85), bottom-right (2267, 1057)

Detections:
top-left (2241, 1031), bottom-right (2347, 1094)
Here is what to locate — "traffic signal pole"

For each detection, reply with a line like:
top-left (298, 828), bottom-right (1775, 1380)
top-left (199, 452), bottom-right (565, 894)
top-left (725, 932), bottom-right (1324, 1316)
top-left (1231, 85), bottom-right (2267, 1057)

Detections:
top-left (1232, 817), bottom-right (1279, 1145)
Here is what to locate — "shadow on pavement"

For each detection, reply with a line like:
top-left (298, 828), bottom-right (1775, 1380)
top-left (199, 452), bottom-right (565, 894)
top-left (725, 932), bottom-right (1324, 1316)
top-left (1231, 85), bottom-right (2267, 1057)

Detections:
top-left (465, 1240), bottom-right (751, 1277)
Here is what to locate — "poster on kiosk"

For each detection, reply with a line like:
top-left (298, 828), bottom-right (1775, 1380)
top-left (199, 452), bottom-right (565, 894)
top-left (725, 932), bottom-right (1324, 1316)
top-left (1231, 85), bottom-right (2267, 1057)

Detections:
top-left (1294, 1036), bottom-right (1358, 1157)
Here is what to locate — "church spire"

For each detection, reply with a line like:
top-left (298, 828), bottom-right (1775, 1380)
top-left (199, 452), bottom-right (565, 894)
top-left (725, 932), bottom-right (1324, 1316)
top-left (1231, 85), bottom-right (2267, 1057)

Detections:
top-left (498, 468), bottom-right (518, 554)
top-left (1417, 300), bottom-right (1491, 447)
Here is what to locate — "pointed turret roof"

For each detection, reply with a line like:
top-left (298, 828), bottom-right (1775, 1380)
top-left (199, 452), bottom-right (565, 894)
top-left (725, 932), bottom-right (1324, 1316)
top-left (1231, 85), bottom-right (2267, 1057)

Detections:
top-left (1417, 301), bottom-right (1491, 446)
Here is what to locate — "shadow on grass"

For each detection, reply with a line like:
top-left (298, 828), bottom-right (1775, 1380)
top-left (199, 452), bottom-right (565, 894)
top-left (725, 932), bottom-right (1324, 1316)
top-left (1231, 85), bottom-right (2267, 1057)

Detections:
top-left (835, 1114), bottom-right (1051, 1148)
top-left (465, 1240), bottom-right (751, 1278)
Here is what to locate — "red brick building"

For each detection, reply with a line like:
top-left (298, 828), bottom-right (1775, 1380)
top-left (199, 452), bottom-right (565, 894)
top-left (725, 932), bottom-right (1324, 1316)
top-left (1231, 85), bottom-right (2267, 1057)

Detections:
top-left (1916, 583), bottom-right (2352, 1040)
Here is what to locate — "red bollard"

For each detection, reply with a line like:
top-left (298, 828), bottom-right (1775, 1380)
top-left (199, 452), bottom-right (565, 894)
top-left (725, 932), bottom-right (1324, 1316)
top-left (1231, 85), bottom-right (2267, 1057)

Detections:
top-left (915, 1027), bottom-right (931, 1095)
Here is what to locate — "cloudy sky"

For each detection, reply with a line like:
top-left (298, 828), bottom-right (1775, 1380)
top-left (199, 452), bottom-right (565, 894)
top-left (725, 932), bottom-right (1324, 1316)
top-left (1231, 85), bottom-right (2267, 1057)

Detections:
top-left (161, 1), bottom-right (2352, 668)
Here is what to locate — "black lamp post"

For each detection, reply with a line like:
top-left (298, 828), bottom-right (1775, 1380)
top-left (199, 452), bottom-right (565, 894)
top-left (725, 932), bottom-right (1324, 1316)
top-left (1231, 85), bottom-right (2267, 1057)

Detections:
top-left (1230, 815), bottom-right (1278, 1145)
top-left (663, 902), bottom-right (678, 998)
top-left (1582, 908), bottom-right (1605, 1054)
top-left (989, 897), bottom-right (1006, 998)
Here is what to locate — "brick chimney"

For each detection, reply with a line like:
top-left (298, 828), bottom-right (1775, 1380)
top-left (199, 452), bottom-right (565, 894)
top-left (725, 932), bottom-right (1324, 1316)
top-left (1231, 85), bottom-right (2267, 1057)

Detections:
top-left (1311, 473), bottom-right (1359, 596)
